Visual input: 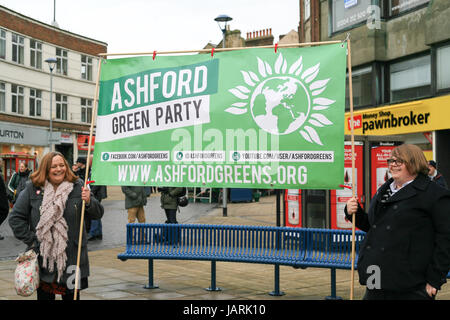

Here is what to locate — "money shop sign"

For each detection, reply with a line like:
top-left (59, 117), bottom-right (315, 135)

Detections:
top-left (92, 43), bottom-right (347, 189)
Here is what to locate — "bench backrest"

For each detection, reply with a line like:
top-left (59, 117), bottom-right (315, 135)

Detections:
top-left (125, 224), bottom-right (365, 267)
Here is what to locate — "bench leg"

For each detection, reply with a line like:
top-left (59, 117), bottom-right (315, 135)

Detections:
top-left (325, 268), bottom-right (342, 300)
top-left (205, 261), bottom-right (221, 291)
top-left (144, 259), bottom-right (159, 289)
top-left (269, 264), bottom-right (285, 296)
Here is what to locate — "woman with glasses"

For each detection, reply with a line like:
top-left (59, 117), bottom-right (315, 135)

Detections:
top-left (346, 144), bottom-right (450, 300)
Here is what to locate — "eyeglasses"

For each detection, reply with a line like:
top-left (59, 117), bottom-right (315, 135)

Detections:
top-left (386, 158), bottom-right (404, 166)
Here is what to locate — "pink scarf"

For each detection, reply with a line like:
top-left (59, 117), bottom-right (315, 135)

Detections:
top-left (36, 180), bottom-right (73, 282)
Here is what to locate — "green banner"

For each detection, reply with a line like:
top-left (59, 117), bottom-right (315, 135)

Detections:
top-left (92, 43), bottom-right (347, 189)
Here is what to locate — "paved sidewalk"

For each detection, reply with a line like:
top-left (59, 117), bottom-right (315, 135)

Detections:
top-left (1, 189), bottom-right (450, 300)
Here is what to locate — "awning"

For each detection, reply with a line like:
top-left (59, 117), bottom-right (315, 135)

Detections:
top-left (344, 95), bottom-right (450, 136)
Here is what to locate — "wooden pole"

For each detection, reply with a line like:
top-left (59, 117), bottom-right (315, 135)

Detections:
top-left (346, 34), bottom-right (357, 301)
top-left (97, 41), bottom-right (343, 57)
top-left (73, 57), bottom-right (103, 300)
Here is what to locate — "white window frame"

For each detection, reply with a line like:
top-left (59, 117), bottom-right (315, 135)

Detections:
top-left (56, 48), bottom-right (68, 75)
top-left (81, 55), bottom-right (93, 81)
top-left (12, 33), bottom-right (25, 64)
top-left (30, 40), bottom-right (42, 69)
top-left (29, 88), bottom-right (42, 117)
top-left (56, 93), bottom-right (68, 120)
top-left (81, 98), bottom-right (93, 123)
top-left (437, 44), bottom-right (450, 91)
top-left (304, 0), bottom-right (311, 21)
top-left (0, 28), bottom-right (6, 59)
top-left (0, 82), bottom-right (5, 112)
top-left (11, 84), bottom-right (24, 114)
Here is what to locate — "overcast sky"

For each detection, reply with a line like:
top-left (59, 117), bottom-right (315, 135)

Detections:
top-left (0, 0), bottom-right (300, 55)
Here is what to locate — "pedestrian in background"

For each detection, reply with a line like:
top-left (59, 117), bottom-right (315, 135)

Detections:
top-left (159, 187), bottom-right (184, 224)
top-left (8, 151), bottom-right (104, 300)
top-left (428, 160), bottom-right (448, 189)
top-left (0, 158), bottom-right (9, 240)
top-left (121, 186), bottom-right (147, 223)
top-left (7, 161), bottom-right (32, 205)
top-left (345, 144), bottom-right (450, 300)
top-left (87, 155), bottom-right (107, 241)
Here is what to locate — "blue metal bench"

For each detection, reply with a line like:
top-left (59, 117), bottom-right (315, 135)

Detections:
top-left (118, 223), bottom-right (366, 299)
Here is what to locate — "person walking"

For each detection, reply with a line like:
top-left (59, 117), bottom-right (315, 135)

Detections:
top-left (345, 144), bottom-right (450, 300)
top-left (7, 161), bottom-right (32, 205)
top-left (428, 160), bottom-right (448, 189)
top-left (87, 155), bottom-right (107, 241)
top-left (121, 186), bottom-right (147, 223)
top-left (87, 184), bottom-right (107, 241)
top-left (0, 158), bottom-right (9, 240)
top-left (159, 187), bottom-right (185, 244)
top-left (159, 187), bottom-right (185, 224)
top-left (8, 151), bottom-right (104, 300)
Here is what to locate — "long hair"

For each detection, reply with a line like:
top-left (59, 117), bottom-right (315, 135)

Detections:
top-left (30, 151), bottom-right (78, 187)
top-left (391, 144), bottom-right (429, 176)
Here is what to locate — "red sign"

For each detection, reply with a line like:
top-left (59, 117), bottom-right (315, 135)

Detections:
top-left (330, 141), bottom-right (364, 230)
top-left (77, 135), bottom-right (95, 151)
top-left (370, 143), bottom-right (398, 198)
top-left (347, 115), bottom-right (362, 130)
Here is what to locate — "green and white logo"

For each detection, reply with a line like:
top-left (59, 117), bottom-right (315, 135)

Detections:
top-left (102, 152), bottom-right (110, 161)
top-left (226, 53), bottom-right (335, 146)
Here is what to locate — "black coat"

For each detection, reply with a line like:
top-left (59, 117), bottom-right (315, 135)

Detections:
top-left (345, 173), bottom-right (450, 292)
top-left (432, 172), bottom-right (448, 189)
top-left (0, 174), bottom-right (9, 226)
top-left (9, 179), bottom-right (104, 286)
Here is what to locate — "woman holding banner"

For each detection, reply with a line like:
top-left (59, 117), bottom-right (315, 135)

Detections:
top-left (345, 144), bottom-right (450, 300)
top-left (9, 151), bottom-right (104, 300)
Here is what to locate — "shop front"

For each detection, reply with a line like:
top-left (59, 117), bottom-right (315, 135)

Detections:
top-left (0, 121), bottom-right (52, 168)
top-left (284, 94), bottom-right (450, 229)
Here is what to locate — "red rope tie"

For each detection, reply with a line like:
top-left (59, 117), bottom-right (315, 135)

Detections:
top-left (86, 180), bottom-right (95, 185)
top-left (153, 51), bottom-right (157, 60)
top-left (211, 47), bottom-right (215, 57)
top-left (274, 43), bottom-right (278, 53)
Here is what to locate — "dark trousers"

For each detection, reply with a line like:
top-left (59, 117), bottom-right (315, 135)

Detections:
top-left (164, 209), bottom-right (177, 224)
top-left (37, 287), bottom-right (80, 300)
top-left (363, 285), bottom-right (435, 300)
top-left (162, 209), bottom-right (179, 244)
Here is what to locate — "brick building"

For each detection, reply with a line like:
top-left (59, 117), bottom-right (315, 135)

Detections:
top-left (0, 5), bottom-right (107, 179)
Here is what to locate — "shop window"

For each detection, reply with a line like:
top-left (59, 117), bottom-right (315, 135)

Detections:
top-left (11, 84), bottom-right (24, 114)
top-left (30, 40), bottom-right (42, 69)
top-left (0, 82), bottom-right (5, 112)
top-left (389, 0), bottom-right (429, 17)
top-left (330, 0), bottom-right (375, 33)
top-left (0, 29), bottom-right (5, 59)
top-left (81, 98), bottom-right (92, 123)
top-left (29, 89), bottom-right (42, 117)
top-left (56, 48), bottom-right (68, 76)
top-left (437, 44), bottom-right (450, 91)
top-left (390, 54), bottom-right (431, 103)
top-left (56, 94), bottom-right (67, 120)
top-left (346, 66), bottom-right (374, 110)
top-left (12, 33), bottom-right (24, 64)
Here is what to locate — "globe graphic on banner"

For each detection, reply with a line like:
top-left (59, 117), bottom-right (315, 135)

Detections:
top-left (250, 77), bottom-right (310, 135)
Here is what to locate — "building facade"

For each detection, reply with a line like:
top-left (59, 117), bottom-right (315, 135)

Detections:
top-left (296, 0), bottom-right (450, 228)
top-left (0, 5), bottom-right (107, 175)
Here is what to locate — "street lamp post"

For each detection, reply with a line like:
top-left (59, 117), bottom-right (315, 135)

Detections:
top-left (214, 14), bottom-right (232, 49)
top-left (45, 57), bottom-right (57, 152)
top-left (214, 14), bottom-right (232, 217)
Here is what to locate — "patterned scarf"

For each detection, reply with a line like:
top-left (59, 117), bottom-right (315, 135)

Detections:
top-left (36, 180), bottom-right (73, 282)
